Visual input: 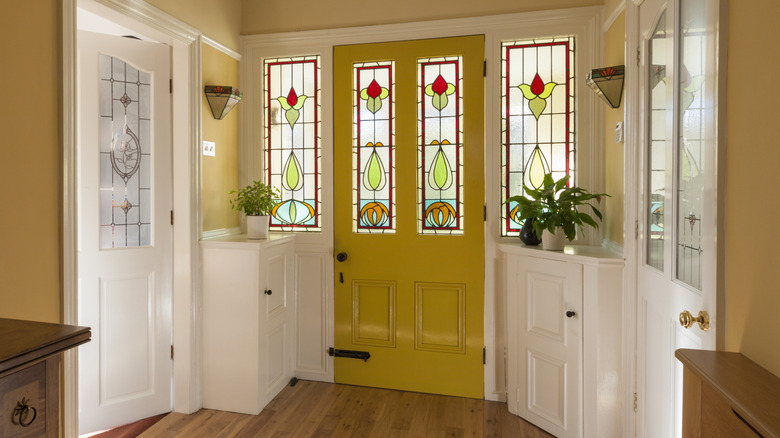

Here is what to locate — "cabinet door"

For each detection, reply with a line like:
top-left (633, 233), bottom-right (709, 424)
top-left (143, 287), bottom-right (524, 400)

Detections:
top-left (508, 255), bottom-right (582, 437)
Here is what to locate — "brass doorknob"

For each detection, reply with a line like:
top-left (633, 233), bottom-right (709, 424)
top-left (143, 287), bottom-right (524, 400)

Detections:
top-left (679, 310), bottom-right (709, 331)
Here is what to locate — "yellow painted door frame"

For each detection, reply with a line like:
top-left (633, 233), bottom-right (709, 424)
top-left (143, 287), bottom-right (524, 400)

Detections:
top-left (333, 35), bottom-right (485, 398)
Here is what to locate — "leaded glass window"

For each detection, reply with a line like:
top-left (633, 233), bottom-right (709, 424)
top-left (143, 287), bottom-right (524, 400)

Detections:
top-left (353, 61), bottom-right (395, 233)
top-left (677, 2), bottom-right (707, 289)
top-left (264, 56), bottom-right (321, 231)
top-left (418, 56), bottom-right (463, 235)
top-left (99, 54), bottom-right (152, 248)
top-left (647, 14), bottom-right (667, 271)
top-left (501, 37), bottom-right (575, 236)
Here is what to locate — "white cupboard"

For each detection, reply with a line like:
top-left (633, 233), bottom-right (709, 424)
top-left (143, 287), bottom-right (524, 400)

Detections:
top-left (201, 234), bottom-right (295, 415)
top-left (501, 244), bottom-right (624, 438)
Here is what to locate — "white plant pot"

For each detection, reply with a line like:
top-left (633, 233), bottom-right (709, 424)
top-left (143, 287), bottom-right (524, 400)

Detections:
top-left (542, 227), bottom-right (568, 251)
top-left (246, 215), bottom-right (270, 240)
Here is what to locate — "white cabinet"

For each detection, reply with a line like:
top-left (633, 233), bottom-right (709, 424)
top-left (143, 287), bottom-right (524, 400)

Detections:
top-left (501, 244), bottom-right (624, 438)
top-left (200, 234), bottom-right (295, 415)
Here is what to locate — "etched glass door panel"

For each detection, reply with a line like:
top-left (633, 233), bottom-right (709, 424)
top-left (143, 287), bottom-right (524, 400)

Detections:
top-left (99, 55), bottom-right (152, 248)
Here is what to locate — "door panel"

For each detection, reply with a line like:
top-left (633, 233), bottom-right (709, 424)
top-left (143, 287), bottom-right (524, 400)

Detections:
top-left (333, 36), bottom-right (485, 398)
top-left (78, 30), bottom-right (172, 434)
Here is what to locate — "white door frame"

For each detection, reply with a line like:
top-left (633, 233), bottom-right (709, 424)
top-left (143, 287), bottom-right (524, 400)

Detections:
top-left (62, 0), bottom-right (203, 435)
top-left (241, 7), bottom-right (603, 403)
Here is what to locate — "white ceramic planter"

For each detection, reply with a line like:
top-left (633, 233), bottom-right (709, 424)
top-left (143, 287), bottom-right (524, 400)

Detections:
top-left (542, 227), bottom-right (568, 251)
top-left (246, 215), bottom-right (270, 239)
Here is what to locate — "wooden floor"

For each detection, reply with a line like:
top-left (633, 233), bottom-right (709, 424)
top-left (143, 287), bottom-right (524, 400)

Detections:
top-left (139, 380), bottom-right (553, 437)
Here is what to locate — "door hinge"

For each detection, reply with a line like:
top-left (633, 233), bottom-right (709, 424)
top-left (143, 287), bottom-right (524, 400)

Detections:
top-left (633, 392), bottom-right (638, 412)
top-left (636, 47), bottom-right (641, 66)
top-left (483, 59), bottom-right (487, 77)
top-left (484, 204), bottom-right (487, 222)
top-left (635, 220), bottom-right (639, 239)
top-left (169, 79), bottom-right (173, 94)
top-left (170, 210), bottom-right (174, 226)
top-left (483, 347), bottom-right (486, 365)
top-left (170, 345), bottom-right (174, 360)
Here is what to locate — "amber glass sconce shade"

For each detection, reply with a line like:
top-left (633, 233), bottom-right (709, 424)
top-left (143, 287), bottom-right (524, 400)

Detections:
top-left (204, 85), bottom-right (242, 119)
top-left (586, 65), bottom-right (624, 108)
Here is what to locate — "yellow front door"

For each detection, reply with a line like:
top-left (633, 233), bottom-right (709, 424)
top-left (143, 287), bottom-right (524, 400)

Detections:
top-left (333, 36), bottom-right (485, 398)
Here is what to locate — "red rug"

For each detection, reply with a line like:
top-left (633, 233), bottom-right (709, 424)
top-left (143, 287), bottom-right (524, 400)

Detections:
top-left (86, 413), bottom-right (168, 438)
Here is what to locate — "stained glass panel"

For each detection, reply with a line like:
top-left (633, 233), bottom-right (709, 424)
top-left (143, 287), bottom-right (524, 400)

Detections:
top-left (417, 56), bottom-right (463, 235)
top-left (501, 37), bottom-right (575, 236)
top-left (265, 56), bottom-right (321, 231)
top-left (647, 14), bottom-right (667, 271)
top-left (353, 61), bottom-right (395, 233)
top-left (99, 54), bottom-right (152, 249)
top-left (677, 0), bottom-right (707, 289)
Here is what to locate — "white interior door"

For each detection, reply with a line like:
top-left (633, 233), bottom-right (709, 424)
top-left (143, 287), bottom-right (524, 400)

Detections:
top-left (77, 30), bottom-right (172, 434)
top-left (635, 0), bottom-right (722, 436)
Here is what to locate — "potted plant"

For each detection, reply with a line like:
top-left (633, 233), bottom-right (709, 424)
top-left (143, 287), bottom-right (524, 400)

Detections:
top-left (229, 180), bottom-right (281, 239)
top-left (506, 173), bottom-right (609, 250)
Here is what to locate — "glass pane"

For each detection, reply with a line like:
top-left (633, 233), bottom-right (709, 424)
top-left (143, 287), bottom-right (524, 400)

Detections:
top-left (677, 0), bottom-right (707, 289)
top-left (353, 61), bottom-right (395, 233)
top-left (99, 54), bottom-right (152, 249)
top-left (264, 56), bottom-right (321, 231)
top-left (646, 14), bottom-right (667, 270)
top-left (501, 37), bottom-right (576, 236)
top-left (418, 56), bottom-right (463, 235)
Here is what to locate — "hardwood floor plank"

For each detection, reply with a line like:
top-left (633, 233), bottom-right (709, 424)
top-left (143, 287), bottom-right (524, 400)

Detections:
top-left (138, 381), bottom-right (554, 438)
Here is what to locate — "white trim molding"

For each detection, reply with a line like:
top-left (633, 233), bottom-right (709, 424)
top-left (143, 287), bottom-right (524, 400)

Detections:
top-left (64, 0), bottom-right (203, 435)
top-left (241, 5), bottom-right (603, 403)
top-left (203, 35), bottom-right (242, 61)
top-left (604, 0), bottom-right (627, 31)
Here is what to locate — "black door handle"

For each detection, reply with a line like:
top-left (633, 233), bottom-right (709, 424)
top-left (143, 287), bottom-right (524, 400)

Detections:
top-left (264, 289), bottom-right (272, 295)
top-left (336, 252), bottom-right (348, 262)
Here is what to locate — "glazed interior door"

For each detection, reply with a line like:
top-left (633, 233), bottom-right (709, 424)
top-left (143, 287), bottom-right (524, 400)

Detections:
top-left (636, 0), bottom-right (720, 436)
top-left (333, 36), bottom-right (485, 398)
top-left (77, 30), bottom-right (172, 434)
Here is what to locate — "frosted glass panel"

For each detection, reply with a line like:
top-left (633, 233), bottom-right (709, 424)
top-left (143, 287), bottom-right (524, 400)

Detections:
top-left (99, 54), bottom-right (152, 249)
top-left (646, 14), bottom-right (667, 271)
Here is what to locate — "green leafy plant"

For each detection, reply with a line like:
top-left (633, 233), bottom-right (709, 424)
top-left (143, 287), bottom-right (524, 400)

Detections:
top-left (506, 173), bottom-right (609, 241)
top-left (229, 180), bottom-right (281, 216)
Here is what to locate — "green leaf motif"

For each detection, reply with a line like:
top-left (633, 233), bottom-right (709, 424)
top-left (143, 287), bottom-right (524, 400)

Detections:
top-left (429, 147), bottom-right (453, 190)
top-left (282, 153), bottom-right (304, 191)
top-left (363, 149), bottom-right (386, 191)
top-left (285, 108), bottom-right (300, 128)
top-left (523, 146), bottom-right (549, 190)
top-left (366, 97), bottom-right (382, 114)
top-left (289, 201), bottom-right (298, 224)
top-left (528, 97), bottom-right (547, 120)
top-left (431, 93), bottom-right (449, 112)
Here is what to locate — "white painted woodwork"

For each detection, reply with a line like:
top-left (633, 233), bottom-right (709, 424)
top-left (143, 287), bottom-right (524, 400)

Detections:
top-left (77, 30), bottom-right (172, 434)
top-left (502, 244), bottom-right (624, 438)
top-left (200, 235), bottom-right (295, 415)
top-left (294, 252), bottom-right (331, 380)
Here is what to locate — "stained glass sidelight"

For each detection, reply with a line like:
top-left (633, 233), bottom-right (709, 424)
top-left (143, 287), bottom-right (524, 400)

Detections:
top-left (501, 37), bottom-right (575, 236)
top-left (99, 54), bottom-right (152, 249)
top-left (265, 56), bottom-right (321, 231)
top-left (647, 14), bottom-right (667, 271)
top-left (353, 61), bottom-right (395, 233)
top-left (677, 0), bottom-right (707, 289)
top-left (418, 56), bottom-right (463, 235)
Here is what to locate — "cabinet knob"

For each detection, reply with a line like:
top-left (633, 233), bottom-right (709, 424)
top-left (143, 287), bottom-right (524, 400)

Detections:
top-left (264, 289), bottom-right (272, 295)
top-left (336, 252), bottom-right (348, 262)
top-left (566, 311), bottom-right (576, 318)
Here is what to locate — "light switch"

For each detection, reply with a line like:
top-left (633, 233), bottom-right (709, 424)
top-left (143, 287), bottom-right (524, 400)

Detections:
top-left (203, 140), bottom-right (216, 156)
top-left (615, 121), bottom-right (624, 144)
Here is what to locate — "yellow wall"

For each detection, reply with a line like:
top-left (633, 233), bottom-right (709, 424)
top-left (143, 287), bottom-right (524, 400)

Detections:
top-left (202, 44), bottom-right (241, 232)
top-left (603, 11), bottom-right (625, 245)
top-left (0, 1), bottom-right (61, 323)
top-left (241, 0), bottom-right (601, 34)
top-left (724, 0), bottom-right (780, 376)
top-left (147, 0), bottom-right (242, 51)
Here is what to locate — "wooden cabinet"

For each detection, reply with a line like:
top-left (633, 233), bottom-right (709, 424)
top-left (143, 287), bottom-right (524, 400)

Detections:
top-left (201, 235), bottom-right (295, 415)
top-left (0, 318), bottom-right (90, 437)
top-left (677, 349), bottom-right (780, 438)
top-left (501, 244), bottom-right (624, 438)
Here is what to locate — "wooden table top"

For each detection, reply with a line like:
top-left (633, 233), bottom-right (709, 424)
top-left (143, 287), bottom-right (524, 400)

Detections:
top-left (676, 348), bottom-right (780, 437)
top-left (0, 318), bottom-right (91, 374)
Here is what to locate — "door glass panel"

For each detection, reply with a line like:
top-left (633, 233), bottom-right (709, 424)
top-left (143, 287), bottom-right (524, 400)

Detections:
top-left (353, 61), bottom-right (395, 233)
top-left (99, 54), bottom-right (152, 248)
top-left (501, 37), bottom-right (576, 236)
top-left (418, 56), bottom-right (463, 235)
top-left (677, 0), bottom-right (706, 289)
top-left (264, 56), bottom-right (321, 231)
top-left (646, 14), bottom-right (667, 270)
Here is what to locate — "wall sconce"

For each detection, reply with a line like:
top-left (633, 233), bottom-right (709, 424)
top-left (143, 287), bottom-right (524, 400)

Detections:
top-left (204, 85), bottom-right (242, 120)
top-left (586, 65), bottom-right (624, 108)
